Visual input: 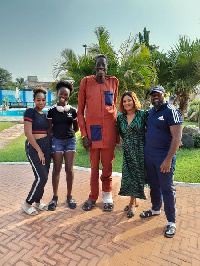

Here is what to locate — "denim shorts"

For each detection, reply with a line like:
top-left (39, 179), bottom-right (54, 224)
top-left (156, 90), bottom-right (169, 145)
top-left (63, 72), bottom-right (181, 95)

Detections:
top-left (52, 136), bottom-right (76, 153)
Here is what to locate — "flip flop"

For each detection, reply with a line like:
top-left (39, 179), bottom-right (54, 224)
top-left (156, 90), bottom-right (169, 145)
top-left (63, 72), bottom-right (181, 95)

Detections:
top-left (33, 203), bottom-right (47, 211)
top-left (127, 210), bottom-right (134, 218)
top-left (21, 204), bottom-right (38, 216)
top-left (140, 209), bottom-right (160, 218)
top-left (82, 199), bottom-right (95, 211)
top-left (48, 199), bottom-right (57, 211)
top-left (124, 205), bottom-right (137, 212)
top-left (66, 196), bottom-right (77, 209)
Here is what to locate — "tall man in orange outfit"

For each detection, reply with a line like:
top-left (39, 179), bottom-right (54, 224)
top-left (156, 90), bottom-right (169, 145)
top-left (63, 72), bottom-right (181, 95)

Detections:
top-left (78, 55), bottom-right (119, 212)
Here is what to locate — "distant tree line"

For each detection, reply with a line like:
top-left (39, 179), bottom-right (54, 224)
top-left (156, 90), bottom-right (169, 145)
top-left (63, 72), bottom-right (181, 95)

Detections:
top-left (0, 68), bottom-right (26, 92)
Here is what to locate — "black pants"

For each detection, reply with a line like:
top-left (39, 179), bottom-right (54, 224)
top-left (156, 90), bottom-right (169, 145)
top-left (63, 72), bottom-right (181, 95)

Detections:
top-left (25, 136), bottom-right (51, 204)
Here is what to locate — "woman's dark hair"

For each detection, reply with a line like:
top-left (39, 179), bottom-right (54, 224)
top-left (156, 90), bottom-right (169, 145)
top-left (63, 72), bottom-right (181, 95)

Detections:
top-left (33, 86), bottom-right (47, 99)
top-left (56, 81), bottom-right (74, 93)
top-left (119, 91), bottom-right (141, 113)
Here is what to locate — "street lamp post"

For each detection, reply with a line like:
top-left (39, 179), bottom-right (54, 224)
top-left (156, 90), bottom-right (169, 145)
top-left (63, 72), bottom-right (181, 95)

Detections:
top-left (82, 44), bottom-right (87, 56)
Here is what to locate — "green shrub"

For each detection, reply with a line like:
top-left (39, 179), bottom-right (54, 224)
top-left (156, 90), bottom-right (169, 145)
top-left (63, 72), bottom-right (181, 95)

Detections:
top-left (187, 100), bottom-right (200, 122)
top-left (193, 133), bottom-right (200, 148)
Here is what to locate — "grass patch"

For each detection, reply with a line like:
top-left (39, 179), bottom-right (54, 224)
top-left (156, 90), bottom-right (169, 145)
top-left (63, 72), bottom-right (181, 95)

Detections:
top-left (174, 149), bottom-right (200, 183)
top-left (0, 123), bottom-right (199, 183)
top-left (0, 134), bottom-right (28, 162)
top-left (0, 122), bottom-right (17, 132)
top-left (183, 121), bottom-right (198, 127)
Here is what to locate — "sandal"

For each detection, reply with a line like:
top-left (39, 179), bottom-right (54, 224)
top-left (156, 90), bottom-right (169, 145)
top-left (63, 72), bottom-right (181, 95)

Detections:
top-left (140, 209), bottom-right (161, 218)
top-left (21, 204), bottom-right (38, 216)
top-left (124, 205), bottom-right (137, 211)
top-left (127, 210), bottom-right (134, 218)
top-left (82, 199), bottom-right (95, 211)
top-left (48, 199), bottom-right (57, 211)
top-left (33, 203), bottom-right (47, 211)
top-left (165, 225), bottom-right (176, 238)
top-left (103, 203), bottom-right (114, 212)
top-left (67, 196), bottom-right (77, 209)
top-left (124, 205), bottom-right (129, 212)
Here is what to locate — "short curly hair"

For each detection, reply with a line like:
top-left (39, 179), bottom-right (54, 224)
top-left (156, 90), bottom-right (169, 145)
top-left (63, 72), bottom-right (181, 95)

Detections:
top-left (33, 86), bottom-right (47, 99)
top-left (56, 81), bottom-right (74, 93)
top-left (96, 54), bottom-right (108, 64)
top-left (119, 91), bottom-right (141, 113)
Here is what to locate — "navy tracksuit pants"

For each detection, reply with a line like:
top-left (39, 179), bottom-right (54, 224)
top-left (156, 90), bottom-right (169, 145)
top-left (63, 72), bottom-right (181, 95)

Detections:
top-left (25, 136), bottom-right (51, 204)
top-left (145, 152), bottom-right (176, 223)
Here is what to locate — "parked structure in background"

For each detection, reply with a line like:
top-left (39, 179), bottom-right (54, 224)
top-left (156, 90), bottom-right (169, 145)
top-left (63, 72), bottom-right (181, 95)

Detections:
top-left (25, 76), bottom-right (53, 91)
top-left (0, 76), bottom-right (54, 108)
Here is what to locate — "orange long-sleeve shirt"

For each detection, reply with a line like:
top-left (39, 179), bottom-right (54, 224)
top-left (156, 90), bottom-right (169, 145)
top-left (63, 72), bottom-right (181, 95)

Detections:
top-left (77, 75), bottom-right (119, 149)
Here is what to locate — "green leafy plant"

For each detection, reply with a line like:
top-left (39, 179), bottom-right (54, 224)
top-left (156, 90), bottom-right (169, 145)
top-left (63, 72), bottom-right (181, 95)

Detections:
top-left (187, 100), bottom-right (200, 122)
top-left (193, 133), bottom-right (200, 148)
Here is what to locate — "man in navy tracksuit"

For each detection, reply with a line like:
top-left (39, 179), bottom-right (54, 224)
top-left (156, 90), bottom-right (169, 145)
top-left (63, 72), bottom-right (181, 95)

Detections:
top-left (140, 85), bottom-right (182, 238)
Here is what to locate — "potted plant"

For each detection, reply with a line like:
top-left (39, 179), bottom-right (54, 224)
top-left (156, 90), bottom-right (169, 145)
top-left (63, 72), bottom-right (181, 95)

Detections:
top-left (2, 97), bottom-right (9, 111)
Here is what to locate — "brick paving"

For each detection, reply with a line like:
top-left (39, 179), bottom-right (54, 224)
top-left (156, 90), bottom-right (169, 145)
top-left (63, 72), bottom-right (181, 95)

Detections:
top-left (0, 163), bottom-right (199, 266)
top-left (0, 123), bottom-right (200, 265)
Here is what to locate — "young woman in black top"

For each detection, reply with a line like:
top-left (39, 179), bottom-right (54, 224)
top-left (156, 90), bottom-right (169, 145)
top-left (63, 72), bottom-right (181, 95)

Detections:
top-left (47, 81), bottom-right (79, 211)
top-left (22, 86), bottom-right (51, 216)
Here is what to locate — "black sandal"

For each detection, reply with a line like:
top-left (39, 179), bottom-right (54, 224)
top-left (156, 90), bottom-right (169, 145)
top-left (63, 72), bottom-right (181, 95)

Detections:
top-left (82, 199), bottom-right (95, 211)
top-left (127, 210), bottom-right (134, 218)
top-left (140, 210), bottom-right (153, 218)
top-left (124, 205), bottom-right (129, 211)
top-left (165, 225), bottom-right (176, 238)
top-left (48, 199), bottom-right (57, 211)
top-left (140, 209), bottom-right (161, 218)
top-left (103, 203), bottom-right (114, 212)
top-left (67, 196), bottom-right (77, 209)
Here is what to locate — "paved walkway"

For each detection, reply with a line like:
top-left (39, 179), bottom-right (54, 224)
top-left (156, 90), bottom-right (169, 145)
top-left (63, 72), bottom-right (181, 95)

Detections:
top-left (0, 123), bottom-right (24, 149)
top-left (0, 164), bottom-right (200, 265)
top-left (0, 123), bottom-right (200, 265)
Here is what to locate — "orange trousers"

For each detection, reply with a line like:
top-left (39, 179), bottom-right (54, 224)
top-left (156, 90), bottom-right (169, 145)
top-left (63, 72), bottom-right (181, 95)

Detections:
top-left (89, 147), bottom-right (115, 202)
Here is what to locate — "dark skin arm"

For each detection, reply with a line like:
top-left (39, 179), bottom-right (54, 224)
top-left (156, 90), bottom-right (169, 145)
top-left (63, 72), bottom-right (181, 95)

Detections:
top-left (160, 124), bottom-right (182, 173)
top-left (82, 136), bottom-right (92, 150)
top-left (24, 121), bottom-right (45, 165)
top-left (73, 119), bottom-right (79, 133)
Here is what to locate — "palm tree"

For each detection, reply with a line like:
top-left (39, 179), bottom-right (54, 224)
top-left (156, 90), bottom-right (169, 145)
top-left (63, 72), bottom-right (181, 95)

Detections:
top-left (53, 27), bottom-right (157, 106)
top-left (88, 26), bottom-right (118, 76)
top-left (118, 35), bottom-right (157, 105)
top-left (155, 36), bottom-right (200, 115)
top-left (0, 68), bottom-right (12, 89)
top-left (16, 77), bottom-right (25, 90)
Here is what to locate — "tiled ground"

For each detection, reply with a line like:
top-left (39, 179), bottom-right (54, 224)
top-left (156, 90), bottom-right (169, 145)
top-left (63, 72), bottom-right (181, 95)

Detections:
top-left (0, 123), bottom-right (200, 265)
top-left (0, 163), bottom-right (200, 266)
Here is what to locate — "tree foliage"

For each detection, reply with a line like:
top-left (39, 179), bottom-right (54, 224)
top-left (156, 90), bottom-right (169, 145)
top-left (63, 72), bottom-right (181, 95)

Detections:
top-left (53, 27), bottom-right (156, 106)
top-left (138, 27), bottom-right (159, 53)
top-left (53, 28), bottom-right (200, 113)
top-left (0, 67), bottom-right (13, 90)
top-left (16, 77), bottom-right (25, 90)
top-left (154, 36), bottom-right (200, 114)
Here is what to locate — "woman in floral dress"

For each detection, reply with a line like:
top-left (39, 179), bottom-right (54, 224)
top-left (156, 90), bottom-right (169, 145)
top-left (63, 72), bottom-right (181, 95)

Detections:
top-left (117, 91), bottom-right (148, 218)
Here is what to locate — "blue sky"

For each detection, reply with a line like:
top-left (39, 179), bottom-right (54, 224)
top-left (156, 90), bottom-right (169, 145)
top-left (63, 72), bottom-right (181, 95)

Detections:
top-left (0, 0), bottom-right (200, 82)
